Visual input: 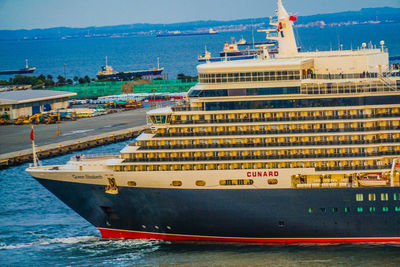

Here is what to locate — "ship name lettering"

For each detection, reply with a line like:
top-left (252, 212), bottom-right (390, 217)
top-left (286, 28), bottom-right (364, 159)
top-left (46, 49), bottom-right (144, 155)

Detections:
top-left (85, 174), bottom-right (102, 179)
top-left (247, 171), bottom-right (279, 177)
top-left (72, 174), bottom-right (102, 179)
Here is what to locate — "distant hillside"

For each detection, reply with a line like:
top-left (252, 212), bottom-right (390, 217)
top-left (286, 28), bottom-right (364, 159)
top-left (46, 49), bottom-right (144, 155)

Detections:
top-left (0, 7), bottom-right (398, 41)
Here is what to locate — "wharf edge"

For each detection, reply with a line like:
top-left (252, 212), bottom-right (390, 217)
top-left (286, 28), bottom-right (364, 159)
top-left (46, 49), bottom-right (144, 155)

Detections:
top-left (0, 126), bottom-right (144, 169)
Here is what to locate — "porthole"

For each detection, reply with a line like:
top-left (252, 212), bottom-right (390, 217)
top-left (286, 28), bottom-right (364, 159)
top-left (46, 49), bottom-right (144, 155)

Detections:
top-left (196, 180), bottom-right (206, 186)
top-left (127, 181), bottom-right (136, 187)
top-left (172, 181), bottom-right (182, 186)
top-left (268, 179), bottom-right (278, 185)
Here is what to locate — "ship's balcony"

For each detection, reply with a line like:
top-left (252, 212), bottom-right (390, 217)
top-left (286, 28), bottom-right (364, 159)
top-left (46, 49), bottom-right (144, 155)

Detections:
top-left (170, 113), bottom-right (400, 125)
top-left (123, 151), bottom-right (400, 163)
top-left (316, 165), bottom-right (391, 171)
top-left (155, 126), bottom-right (400, 138)
top-left (138, 138), bottom-right (400, 150)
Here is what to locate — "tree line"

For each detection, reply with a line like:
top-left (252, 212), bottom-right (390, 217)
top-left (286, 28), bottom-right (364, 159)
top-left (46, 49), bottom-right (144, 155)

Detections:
top-left (0, 74), bottom-right (94, 89)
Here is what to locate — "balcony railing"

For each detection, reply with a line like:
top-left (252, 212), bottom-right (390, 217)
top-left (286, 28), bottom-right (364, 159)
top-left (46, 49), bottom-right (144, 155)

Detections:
top-left (155, 126), bottom-right (400, 138)
top-left (123, 151), bottom-right (400, 163)
top-left (138, 138), bottom-right (400, 151)
top-left (170, 113), bottom-right (400, 125)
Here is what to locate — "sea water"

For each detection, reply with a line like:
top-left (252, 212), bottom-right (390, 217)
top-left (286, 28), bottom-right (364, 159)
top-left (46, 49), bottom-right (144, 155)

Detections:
top-left (1, 141), bottom-right (400, 266)
top-left (2, 23), bottom-right (400, 266)
top-left (0, 23), bottom-right (399, 81)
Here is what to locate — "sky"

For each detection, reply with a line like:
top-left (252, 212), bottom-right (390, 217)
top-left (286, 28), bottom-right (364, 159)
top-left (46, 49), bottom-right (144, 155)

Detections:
top-left (0, 0), bottom-right (399, 30)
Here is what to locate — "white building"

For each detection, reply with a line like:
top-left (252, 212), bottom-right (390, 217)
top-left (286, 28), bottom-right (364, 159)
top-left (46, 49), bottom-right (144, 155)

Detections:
top-left (0, 90), bottom-right (76, 121)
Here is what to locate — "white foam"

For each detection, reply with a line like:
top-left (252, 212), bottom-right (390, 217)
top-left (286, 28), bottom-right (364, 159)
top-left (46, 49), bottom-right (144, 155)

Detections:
top-left (0, 236), bottom-right (98, 250)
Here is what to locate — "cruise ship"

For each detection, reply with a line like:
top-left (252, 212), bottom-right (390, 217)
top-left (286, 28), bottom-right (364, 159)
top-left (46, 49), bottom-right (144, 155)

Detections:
top-left (27, 0), bottom-right (400, 243)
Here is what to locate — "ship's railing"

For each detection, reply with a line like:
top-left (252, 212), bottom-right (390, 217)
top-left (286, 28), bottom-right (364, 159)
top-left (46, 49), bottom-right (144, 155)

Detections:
top-left (172, 105), bottom-right (204, 112)
top-left (316, 165), bottom-right (391, 171)
top-left (70, 153), bottom-right (118, 161)
top-left (138, 138), bottom-right (400, 150)
top-left (302, 72), bottom-right (379, 80)
top-left (155, 126), bottom-right (400, 137)
top-left (170, 113), bottom-right (400, 125)
top-left (301, 80), bottom-right (399, 95)
top-left (124, 151), bottom-right (400, 163)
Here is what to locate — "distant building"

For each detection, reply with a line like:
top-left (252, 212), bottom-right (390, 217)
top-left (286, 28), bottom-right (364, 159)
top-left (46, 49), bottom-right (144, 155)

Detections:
top-left (0, 90), bottom-right (76, 120)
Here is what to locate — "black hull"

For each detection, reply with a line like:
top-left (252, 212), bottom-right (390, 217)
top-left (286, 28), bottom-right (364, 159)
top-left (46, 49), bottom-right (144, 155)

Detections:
top-left (0, 68), bottom-right (35, 75)
top-left (35, 177), bottom-right (400, 242)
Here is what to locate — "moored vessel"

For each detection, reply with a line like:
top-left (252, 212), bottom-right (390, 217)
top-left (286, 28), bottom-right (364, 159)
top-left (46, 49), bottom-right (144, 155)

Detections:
top-left (0, 59), bottom-right (36, 75)
top-left (97, 57), bottom-right (163, 79)
top-left (27, 0), bottom-right (400, 244)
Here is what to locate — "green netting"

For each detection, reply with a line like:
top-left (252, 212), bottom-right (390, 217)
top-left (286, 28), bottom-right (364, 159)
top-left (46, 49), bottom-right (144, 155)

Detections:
top-left (46, 81), bottom-right (125, 98)
top-left (46, 80), bottom-right (197, 98)
top-left (133, 80), bottom-right (196, 94)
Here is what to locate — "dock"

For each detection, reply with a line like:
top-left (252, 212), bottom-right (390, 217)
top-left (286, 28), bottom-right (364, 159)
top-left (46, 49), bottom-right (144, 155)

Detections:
top-left (0, 107), bottom-right (152, 169)
top-left (0, 126), bottom-right (144, 169)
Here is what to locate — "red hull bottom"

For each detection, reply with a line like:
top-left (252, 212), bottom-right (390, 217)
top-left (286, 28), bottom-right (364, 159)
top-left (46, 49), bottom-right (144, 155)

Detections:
top-left (98, 228), bottom-right (400, 244)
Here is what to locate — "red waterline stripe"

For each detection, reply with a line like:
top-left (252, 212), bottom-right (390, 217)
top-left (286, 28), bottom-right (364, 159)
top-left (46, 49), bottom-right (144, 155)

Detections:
top-left (98, 228), bottom-right (400, 244)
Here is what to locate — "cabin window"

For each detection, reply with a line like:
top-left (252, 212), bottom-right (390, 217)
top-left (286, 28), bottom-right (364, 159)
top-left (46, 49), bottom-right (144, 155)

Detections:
top-left (171, 181), bottom-right (182, 186)
top-left (381, 193), bottom-right (389, 201)
top-left (368, 193), bottom-right (376, 201)
top-left (332, 208), bottom-right (338, 213)
top-left (395, 206), bottom-right (400, 212)
top-left (369, 207), bottom-right (376, 212)
top-left (356, 194), bottom-right (363, 201)
top-left (196, 180), bottom-right (206, 186)
top-left (320, 208), bottom-right (327, 213)
top-left (344, 207), bottom-right (350, 213)
top-left (219, 179), bottom-right (254, 186)
top-left (357, 207), bottom-right (363, 212)
top-left (394, 193), bottom-right (400, 201)
top-left (308, 208), bottom-right (314, 213)
top-left (267, 179), bottom-right (278, 185)
top-left (382, 207), bottom-right (389, 212)
top-left (127, 181), bottom-right (136, 186)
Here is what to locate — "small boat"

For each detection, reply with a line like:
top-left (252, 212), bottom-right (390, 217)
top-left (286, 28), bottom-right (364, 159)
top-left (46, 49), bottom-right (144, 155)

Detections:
top-left (198, 48), bottom-right (257, 62)
top-left (358, 173), bottom-right (388, 186)
top-left (97, 57), bottom-right (164, 79)
top-left (198, 38), bottom-right (277, 62)
top-left (0, 59), bottom-right (36, 75)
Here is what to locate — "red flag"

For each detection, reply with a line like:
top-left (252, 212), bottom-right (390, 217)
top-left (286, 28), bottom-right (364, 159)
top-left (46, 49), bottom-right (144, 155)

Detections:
top-left (277, 22), bottom-right (283, 32)
top-left (289, 15), bottom-right (297, 22)
top-left (30, 127), bottom-right (34, 141)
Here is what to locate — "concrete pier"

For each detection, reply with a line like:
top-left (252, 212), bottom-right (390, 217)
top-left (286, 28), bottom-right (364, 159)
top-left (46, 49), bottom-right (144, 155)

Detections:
top-left (0, 108), bottom-right (150, 169)
top-left (0, 126), bottom-right (144, 169)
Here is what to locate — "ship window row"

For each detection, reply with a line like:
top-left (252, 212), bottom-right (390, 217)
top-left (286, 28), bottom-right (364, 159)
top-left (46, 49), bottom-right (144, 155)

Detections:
top-left (156, 121), bottom-right (400, 138)
top-left (301, 81), bottom-right (400, 95)
top-left (114, 159), bottom-right (393, 172)
top-left (188, 87), bottom-right (300, 97)
top-left (220, 179), bottom-right (254, 186)
top-left (126, 145), bottom-right (400, 161)
top-left (357, 193), bottom-right (396, 202)
top-left (204, 95), bottom-right (400, 111)
top-left (139, 133), bottom-right (400, 150)
top-left (169, 108), bottom-right (400, 125)
top-left (308, 206), bottom-right (400, 213)
top-left (198, 71), bottom-right (300, 83)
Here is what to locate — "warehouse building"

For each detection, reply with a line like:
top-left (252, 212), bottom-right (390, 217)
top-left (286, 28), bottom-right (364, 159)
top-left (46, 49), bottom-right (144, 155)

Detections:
top-left (0, 90), bottom-right (76, 121)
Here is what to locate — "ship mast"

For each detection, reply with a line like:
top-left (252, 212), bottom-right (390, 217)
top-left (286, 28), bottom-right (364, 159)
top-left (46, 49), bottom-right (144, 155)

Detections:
top-left (260, 0), bottom-right (298, 58)
top-left (276, 0), bottom-right (298, 57)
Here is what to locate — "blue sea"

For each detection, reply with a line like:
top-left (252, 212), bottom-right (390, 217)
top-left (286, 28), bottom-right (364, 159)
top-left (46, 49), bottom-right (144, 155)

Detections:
top-left (0, 23), bottom-right (400, 81)
top-left (2, 23), bottom-right (400, 266)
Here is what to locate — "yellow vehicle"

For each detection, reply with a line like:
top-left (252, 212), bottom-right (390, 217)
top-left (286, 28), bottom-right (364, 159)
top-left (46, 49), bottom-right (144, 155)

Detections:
top-left (14, 115), bottom-right (30, 125)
